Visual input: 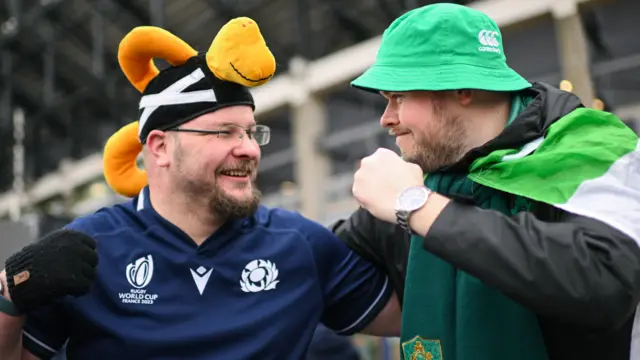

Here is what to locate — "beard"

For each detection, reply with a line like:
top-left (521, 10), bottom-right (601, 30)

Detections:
top-left (401, 100), bottom-right (469, 173)
top-left (192, 174), bottom-right (261, 220)
top-left (173, 145), bottom-right (261, 220)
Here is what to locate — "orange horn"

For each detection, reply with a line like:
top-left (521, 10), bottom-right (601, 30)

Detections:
top-left (118, 26), bottom-right (198, 93)
top-left (103, 121), bottom-right (147, 197)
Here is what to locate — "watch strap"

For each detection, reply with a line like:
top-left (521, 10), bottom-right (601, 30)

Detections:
top-left (396, 210), bottom-right (413, 233)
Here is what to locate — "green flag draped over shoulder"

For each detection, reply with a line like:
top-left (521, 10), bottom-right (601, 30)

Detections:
top-left (469, 107), bottom-right (640, 239)
top-left (399, 107), bottom-right (640, 360)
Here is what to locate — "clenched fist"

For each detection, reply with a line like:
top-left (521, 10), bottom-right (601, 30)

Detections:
top-left (4, 229), bottom-right (98, 313)
top-left (353, 148), bottom-right (424, 223)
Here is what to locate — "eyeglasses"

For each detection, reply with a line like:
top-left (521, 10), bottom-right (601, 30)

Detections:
top-left (166, 124), bottom-right (271, 146)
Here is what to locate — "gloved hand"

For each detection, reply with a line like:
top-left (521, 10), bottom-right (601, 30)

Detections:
top-left (4, 229), bottom-right (98, 313)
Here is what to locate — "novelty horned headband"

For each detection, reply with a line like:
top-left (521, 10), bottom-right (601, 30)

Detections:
top-left (102, 17), bottom-right (276, 198)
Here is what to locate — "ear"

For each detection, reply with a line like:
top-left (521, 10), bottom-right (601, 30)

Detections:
top-left (146, 130), bottom-right (171, 168)
top-left (103, 121), bottom-right (148, 198)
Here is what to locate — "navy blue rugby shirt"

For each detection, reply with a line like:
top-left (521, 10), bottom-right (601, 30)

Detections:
top-left (22, 187), bottom-right (392, 360)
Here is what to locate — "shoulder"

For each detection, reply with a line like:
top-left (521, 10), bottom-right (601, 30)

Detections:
top-left (64, 199), bottom-right (139, 236)
top-left (252, 206), bottom-right (347, 258)
top-left (253, 205), bottom-right (334, 239)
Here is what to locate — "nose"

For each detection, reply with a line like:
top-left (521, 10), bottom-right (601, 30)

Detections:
top-left (231, 136), bottom-right (261, 160)
top-left (380, 103), bottom-right (399, 129)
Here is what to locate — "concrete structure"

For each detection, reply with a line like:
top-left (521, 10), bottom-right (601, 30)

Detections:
top-left (1, 0), bottom-right (639, 226)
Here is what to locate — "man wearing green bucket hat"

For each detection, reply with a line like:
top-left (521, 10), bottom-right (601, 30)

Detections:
top-left (335, 3), bottom-right (640, 360)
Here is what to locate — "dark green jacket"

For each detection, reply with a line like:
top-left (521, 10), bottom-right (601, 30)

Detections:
top-left (331, 83), bottom-right (640, 360)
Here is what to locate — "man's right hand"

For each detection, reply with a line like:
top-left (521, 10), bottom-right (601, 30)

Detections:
top-left (3, 229), bottom-right (98, 313)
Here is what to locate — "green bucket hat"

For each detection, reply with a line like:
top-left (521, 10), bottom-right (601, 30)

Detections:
top-left (351, 3), bottom-right (531, 93)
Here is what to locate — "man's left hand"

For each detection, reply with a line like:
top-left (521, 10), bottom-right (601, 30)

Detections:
top-left (353, 148), bottom-right (424, 223)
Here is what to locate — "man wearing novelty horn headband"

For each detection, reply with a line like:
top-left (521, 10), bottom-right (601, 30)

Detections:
top-left (0, 18), bottom-right (400, 360)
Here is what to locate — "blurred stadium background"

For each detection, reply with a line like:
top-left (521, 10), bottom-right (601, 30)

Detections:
top-left (0, 0), bottom-right (639, 358)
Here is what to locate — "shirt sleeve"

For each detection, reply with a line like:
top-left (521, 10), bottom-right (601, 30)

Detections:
top-left (22, 299), bottom-right (69, 359)
top-left (422, 199), bottom-right (640, 331)
top-left (303, 218), bottom-right (393, 335)
top-left (329, 207), bottom-right (387, 266)
top-left (331, 207), bottom-right (411, 305)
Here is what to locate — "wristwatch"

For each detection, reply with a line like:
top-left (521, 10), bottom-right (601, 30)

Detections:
top-left (395, 186), bottom-right (431, 233)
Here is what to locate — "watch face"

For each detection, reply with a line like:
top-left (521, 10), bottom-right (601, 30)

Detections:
top-left (398, 186), bottom-right (429, 211)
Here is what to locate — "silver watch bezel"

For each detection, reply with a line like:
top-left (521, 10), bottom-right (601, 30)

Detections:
top-left (395, 186), bottom-right (431, 232)
top-left (395, 186), bottom-right (431, 212)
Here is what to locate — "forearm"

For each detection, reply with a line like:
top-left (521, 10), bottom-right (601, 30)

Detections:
top-left (0, 312), bottom-right (26, 359)
top-left (360, 292), bottom-right (401, 337)
top-left (412, 200), bottom-right (640, 330)
top-left (0, 271), bottom-right (27, 360)
top-left (408, 192), bottom-right (450, 236)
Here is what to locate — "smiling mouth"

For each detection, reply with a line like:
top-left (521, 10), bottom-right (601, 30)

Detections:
top-left (391, 131), bottom-right (411, 137)
top-left (229, 62), bottom-right (273, 83)
top-left (220, 171), bottom-right (249, 177)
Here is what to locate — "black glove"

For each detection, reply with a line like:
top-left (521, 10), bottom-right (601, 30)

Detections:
top-left (4, 229), bottom-right (98, 313)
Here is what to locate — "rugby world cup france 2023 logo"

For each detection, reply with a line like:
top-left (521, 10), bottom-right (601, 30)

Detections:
top-left (119, 255), bottom-right (159, 305)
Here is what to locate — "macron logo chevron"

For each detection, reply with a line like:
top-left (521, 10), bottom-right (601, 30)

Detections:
top-left (190, 266), bottom-right (213, 295)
